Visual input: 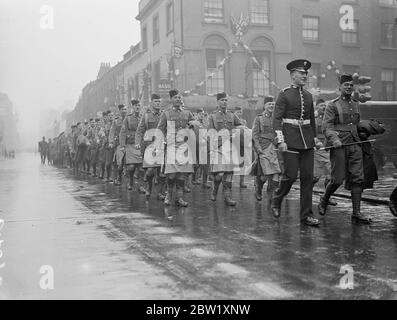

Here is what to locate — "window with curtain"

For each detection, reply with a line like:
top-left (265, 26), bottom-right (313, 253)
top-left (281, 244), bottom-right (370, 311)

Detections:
top-left (342, 20), bottom-right (359, 45)
top-left (381, 69), bottom-right (395, 101)
top-left (204, 0), bottom-right (224, 23)
top-left (205, 48), bottom-right (225, 94)
top-left (250, 0), bottom-right (270, 24)
top-left (302, 16), bottom-right (319, 41)
top-left (252, 51), bottom-right (270, 96)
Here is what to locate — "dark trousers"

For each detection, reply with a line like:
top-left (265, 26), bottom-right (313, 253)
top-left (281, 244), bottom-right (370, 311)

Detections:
top-left (273, 148), bottom-right (314, 220)
top-left (330, 145), bottom-right (363, 187)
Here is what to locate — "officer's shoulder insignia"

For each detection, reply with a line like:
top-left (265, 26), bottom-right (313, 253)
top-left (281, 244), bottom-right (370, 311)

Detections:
top-left (282, 86), bottom-right (292, 92)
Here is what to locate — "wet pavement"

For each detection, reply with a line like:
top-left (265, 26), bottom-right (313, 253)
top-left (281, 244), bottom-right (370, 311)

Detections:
top-left (0, 153), bottom-right (397, 300)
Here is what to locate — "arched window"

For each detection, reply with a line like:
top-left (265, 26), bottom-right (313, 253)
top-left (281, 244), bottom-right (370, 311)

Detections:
top-left (250, 37), bottom-right (273, 97)
top-left (203, 34), bottom-right (229, 95)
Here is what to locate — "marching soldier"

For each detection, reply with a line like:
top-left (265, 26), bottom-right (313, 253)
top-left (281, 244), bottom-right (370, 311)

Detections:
top-left (157, 89), bottom-right (195, 207)
top-left (89, 119), bottom-right (101, 177)
top-left (97, 114), bottom-right (109, 180)
top-left (119, 100), bottom-right (145, 192)
top-left (109, 105), bottom-right (128, 186)
top-left (104, 112), bottom-right (115, 182)
top-left (252, 96), bottom-right (281, 201)
top-left (271, 59), bottom-right (322, 227)
top-left (313, 99), bottom-right (337, 206)
top-left (135, 94), bottom-right (167, 200)
top-left (38, 137), bottom-right (48, 165)
top-left (318, 74), bottom-right (372, 224)
top-left (191, 109), bottom-right (211, 189)
top-left (234, 106), bottom-right (248, 189)
top-left (208, 92), bottom-right (243, 207)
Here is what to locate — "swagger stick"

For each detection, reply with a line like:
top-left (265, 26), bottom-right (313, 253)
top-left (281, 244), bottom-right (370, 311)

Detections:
top-left (319, 139), bottom-right (376, 151)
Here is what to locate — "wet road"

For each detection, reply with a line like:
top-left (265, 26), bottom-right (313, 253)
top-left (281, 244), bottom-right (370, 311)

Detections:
top-left (0, 153), bottom-right (397, 299)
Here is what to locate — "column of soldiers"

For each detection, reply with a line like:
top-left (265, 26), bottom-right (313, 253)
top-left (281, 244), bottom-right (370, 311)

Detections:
top-left (43, 58), bottom-right (395, 228)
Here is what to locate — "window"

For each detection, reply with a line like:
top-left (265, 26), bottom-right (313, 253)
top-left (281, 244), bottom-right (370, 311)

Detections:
top-left (302, 16), bottom-right (319, 41)
top-left (343, 65), bottom-right (360, 75)
top-left (381, 23), bottom-right (397, 48)
top-left (381, 69), bottom-right (395, 100)
top-left (206, 49), bottom-right (225, 94)
top-left (307, 63), bottom-right (320, 89)
top-left (342, 20), bottom-right (359, 45)
top-left (153, 60), bottom-right (161, 92)
top-left (153, 15), bottom-right (159, 44)
top-left (379, 0), bottom-right (397, 6)
top-left (252, 51), bottom-right (270, 96)
top-left (250, 0), bottom-right (270, 25)
top-left (166, 2), bottom-right (174, 33)
top-left (204, 0), bottom-right (224, 23)
top-left (142, 26), bottom-right (148, 51)
top-left (135, 74), bottom-right (140, 98)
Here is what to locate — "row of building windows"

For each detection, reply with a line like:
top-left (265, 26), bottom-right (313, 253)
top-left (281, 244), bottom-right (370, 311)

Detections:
top-left (127, 53), bottom-right (395, 100)
top-left (141, 1), bottom-right (397, 50)
top-left (141, 2), bottom-right (174, 50)
top-left (302, 16), bottom-right (397, 47)
top-left (204, 0), bottom-right (270, 24)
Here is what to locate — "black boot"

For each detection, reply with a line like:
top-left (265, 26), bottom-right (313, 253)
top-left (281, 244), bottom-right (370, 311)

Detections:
top-left (271, 179), bottom-right (293, 218)
top-left (164, 179), bottom-right (174, 206)
top-left (224, 182), bottom-right (236, 207)
top-left (255, 176), bottom-right (264, 201)
top-left (211, 180), bottom-right (221, 202)
top-left (128, 170), bottom-right (134, 190)
top-left (318, 183), bottom-right (340, 216)
top-left (351, 187), bottom-right (372, 224)
top-left (239, 175), bottom-right (247, 189)
top-left (157, 176), bottom-right (166, 201)
top-left (146, 175), bottom-right (153, 199)
top-left (324, 178), bottom-right (337, 206)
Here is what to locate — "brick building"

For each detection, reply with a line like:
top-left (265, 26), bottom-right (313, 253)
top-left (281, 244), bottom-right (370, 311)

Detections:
top-left (69, 0), bottom-right (397, 123)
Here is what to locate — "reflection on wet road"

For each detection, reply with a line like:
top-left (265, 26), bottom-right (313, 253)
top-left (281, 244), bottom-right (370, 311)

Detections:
top-left (1, 153), bottom-right (397, 299)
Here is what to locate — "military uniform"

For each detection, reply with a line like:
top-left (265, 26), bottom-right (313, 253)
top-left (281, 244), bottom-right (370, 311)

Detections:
top-left (109, 114), bottom-right (126, 184)
top-left (135, 109), bottom-right (162, 169)
top-left (157, 93), bottom-right (195, 206)
top-left (135, 108), bottom-right (166, 199)
top-left (252, 111), bottom-right (281, 200)
top-left (318, 86), bottom-right (370, 223)
top-left (120, 111), bottom-right (143, 190)
top-left (38, 140), bottom-right (48, 164)
top-left (271, 59), bottom-right (319, 226)
top-left (207, 106), bottom-right (242, 206)
top-left (313, 111), bottom-right (331, 182)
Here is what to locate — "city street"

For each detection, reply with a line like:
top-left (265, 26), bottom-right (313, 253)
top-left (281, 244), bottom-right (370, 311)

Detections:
top-left (0, 153), bottom-right (396, 300)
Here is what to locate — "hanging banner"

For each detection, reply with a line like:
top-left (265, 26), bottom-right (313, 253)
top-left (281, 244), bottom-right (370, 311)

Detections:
top-left (158, 79), bottom-right (173, 95)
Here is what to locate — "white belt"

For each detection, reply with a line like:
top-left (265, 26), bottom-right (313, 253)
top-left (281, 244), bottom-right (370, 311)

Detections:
top-left (283, 119), bottom-right (311, 126)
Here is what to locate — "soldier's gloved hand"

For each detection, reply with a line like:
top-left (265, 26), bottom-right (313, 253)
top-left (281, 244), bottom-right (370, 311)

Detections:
top-left (135, 144), bottom-right (141, 150)
top-left (120, 146), bottom-right (126, 152)
top-left (278, 142), bottom-right (288, 153)
top-left (333, 139), bottom-right (343, 149)
top-left (314, 138), bottom-right (323, 150)
top-left (109, 143), bottom-right (114, 149)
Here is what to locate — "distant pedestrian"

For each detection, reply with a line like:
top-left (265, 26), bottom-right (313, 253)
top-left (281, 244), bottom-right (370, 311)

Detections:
top-left (38, 136), bottom-right (48, 164)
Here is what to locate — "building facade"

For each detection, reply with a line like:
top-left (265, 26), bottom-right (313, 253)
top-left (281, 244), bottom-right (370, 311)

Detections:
top-left (69, 0), bottom-right (397, 124)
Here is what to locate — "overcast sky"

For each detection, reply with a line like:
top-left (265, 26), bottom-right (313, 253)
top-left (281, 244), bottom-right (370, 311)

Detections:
top-left (0, 0), bottom-right (141, 147)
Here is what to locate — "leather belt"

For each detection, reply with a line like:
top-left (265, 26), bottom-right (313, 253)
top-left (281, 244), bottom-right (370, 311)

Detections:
top-left (283, 119), bottom-right (311, 126)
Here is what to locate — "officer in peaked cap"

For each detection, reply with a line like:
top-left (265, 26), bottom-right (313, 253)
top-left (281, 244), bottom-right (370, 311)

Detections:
top-left (286, 59), bottom-right (312, 73)
top-left (271, 59), bottom-right (322, 227)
